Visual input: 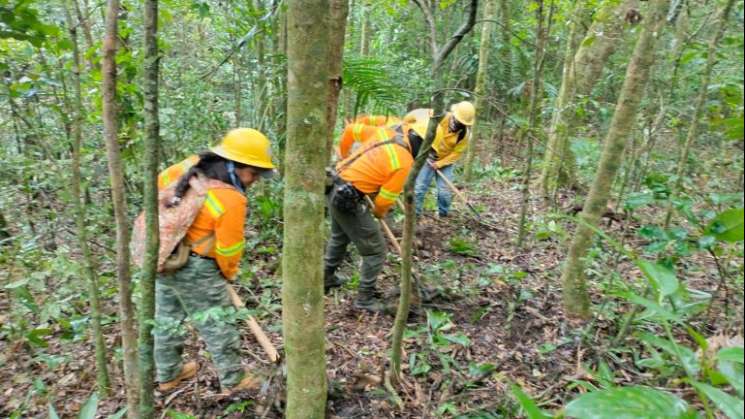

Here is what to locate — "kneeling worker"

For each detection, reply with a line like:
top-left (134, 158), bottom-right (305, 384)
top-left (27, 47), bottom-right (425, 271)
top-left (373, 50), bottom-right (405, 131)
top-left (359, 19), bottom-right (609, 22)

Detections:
top-left (324, 122), bottom-right (430, 312)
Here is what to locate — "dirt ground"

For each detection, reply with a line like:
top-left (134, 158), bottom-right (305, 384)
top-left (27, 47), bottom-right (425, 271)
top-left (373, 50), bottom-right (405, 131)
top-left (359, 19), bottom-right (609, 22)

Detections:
top-left (1, 173), bottom-right (742, 418)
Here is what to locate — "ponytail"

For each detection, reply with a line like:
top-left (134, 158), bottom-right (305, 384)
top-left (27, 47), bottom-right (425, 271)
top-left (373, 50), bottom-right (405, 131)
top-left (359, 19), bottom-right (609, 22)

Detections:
top-left (166, 152), bottom-right (248, 207)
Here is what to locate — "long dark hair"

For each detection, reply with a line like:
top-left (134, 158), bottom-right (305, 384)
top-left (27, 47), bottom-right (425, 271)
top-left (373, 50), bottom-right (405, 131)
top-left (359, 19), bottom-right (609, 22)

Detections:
top-left (167, 152), bottom-right (248, 207)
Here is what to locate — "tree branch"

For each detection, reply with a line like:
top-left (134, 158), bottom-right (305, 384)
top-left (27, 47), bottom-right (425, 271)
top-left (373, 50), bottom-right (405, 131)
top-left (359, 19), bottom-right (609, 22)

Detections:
top-left (433, 0), bottom-right (479, 71)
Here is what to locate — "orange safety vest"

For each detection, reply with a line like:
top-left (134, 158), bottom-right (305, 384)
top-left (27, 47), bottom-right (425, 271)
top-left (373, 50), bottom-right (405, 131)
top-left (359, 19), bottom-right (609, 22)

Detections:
top-left (336, 125), bottom-right (413, 217)
top-left (158, 156), bottom-right (247, 280)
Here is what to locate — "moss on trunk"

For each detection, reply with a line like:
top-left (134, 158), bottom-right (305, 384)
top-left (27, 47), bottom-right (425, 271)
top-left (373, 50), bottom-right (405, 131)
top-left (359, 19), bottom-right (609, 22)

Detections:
top-left (560, 0), bottom-right (670, 319)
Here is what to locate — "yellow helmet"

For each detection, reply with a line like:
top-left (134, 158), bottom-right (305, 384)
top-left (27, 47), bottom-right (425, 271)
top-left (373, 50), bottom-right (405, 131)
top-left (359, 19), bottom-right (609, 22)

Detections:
top-left (451, 101), bottom-right (475, 126)
top-left (211, 128), bottom-right (275, 169)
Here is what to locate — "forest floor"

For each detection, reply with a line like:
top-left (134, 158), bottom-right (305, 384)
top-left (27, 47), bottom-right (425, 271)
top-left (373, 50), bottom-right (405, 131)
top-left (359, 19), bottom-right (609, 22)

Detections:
top-left (1, 159), bottom-right (743, 418)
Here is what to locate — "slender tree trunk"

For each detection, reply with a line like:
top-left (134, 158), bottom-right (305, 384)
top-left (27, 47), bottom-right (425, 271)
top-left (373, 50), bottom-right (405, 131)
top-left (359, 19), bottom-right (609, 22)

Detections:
top-left (139, 0), bottom-right (160, 417)
top-left (541, 0), bottom-right (640, 195)
top-left (233, 54), bottom-right (242, 126)
top-left (390, 2), bottom-right (478, 384)
top-left (282, 0), bottom-right (329, 417)
top-left (574, 0), bottom-right (640, 96)
top-left (72, 0), bottom-right (97, 70)
top-left (539, 1), bottom-right (586, 200)
top-left (64, 0), bottom-right (110, 397)
top-left (464, 0), bottom-right (497, 181)
top-left (664, 0), bottom-right (735, 229)
top-left (516, 0), bottom-right (550, 249)
top-left (560, 0), bottom-right (670, 319)
top-left (498, 0), bottom-right (512, 92)
top-left (359, 3), bottom-right (371, 56)
top-left (102, 0), bottom-right (140, 414)
top-left (325, 0), bottom-right (349, 159)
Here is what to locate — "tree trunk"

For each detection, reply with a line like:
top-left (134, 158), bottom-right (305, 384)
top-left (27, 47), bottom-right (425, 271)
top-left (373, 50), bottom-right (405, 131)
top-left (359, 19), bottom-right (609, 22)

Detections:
top-left (139, 0), bottom-right (160, 417)
top-left (541, 0), bottom-right (639, 196)
top-left (282, 0), bottom-right (329, 417)
top-left (498, 0), bottom-right (512, 92)
top-left (102, 0), bottom-right (140, 414)
top-left (63, 0), bottom-right (110, 397)
top-left (516, 0), bottom-right (551, 249)
top-left (463, 0), bottom-right (497, 181)
top-left (390, 2), bottom-right (478, 384)
top-left (325, 0), bottom-right (349, 159)
top-left (538, 1), bottom-right (588, 200)
top-left (574, 0), bottom-right (640, 96)
top-left (664, 0), bottom-right (734, 229)
top-left (560, 0), bottom-right (670, 319)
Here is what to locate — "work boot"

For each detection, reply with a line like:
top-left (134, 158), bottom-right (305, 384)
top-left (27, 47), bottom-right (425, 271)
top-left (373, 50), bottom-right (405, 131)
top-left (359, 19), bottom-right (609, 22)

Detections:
top-left (324, 267), bottom-right (347, 292)
top-left (158, 361), bottom-right (199, 392)
top-left (226, 370), bottom-right (261, 394)
top-left (354, 289), bottom-right (388, 314)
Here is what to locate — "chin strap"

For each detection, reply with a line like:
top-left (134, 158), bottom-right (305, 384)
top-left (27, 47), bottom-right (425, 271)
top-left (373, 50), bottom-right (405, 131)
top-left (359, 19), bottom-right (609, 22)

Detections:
top-left (226, 161), bottom-right (245, 193)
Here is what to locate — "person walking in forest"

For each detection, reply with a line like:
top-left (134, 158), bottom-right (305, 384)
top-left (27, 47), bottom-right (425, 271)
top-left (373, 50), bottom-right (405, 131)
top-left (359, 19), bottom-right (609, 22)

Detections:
top-left (324, 122), bottom-right (431, 312)
top-left (405, 101), bottom-right (475, 217)
top-left (154, 128), bottom-right (275, 393)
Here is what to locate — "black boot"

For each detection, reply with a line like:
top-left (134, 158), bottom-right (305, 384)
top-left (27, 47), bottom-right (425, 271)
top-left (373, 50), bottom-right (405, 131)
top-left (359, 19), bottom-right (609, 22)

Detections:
top-left (324, 267), bottom-right (346, 292)
top-left (354, 289), bottom-right (388, 313)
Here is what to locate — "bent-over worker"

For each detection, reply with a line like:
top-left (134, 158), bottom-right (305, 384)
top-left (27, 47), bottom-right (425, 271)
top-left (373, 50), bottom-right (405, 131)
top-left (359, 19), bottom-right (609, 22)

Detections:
top-left (154, 128), bottom-right (275, 393)
top-left (404, 101), bottom-right (475, 217)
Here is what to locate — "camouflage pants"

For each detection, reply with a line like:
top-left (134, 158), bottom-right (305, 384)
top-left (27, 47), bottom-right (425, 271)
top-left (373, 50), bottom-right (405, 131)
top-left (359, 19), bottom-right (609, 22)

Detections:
top-left (324, 188), bottom-right (386, 292)
top-left (154, 255), bottom-right (244, 387)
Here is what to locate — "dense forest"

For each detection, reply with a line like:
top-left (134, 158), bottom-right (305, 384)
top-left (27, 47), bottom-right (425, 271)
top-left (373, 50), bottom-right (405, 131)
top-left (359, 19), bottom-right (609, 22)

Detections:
top-left (0, 0), bottom-right (743, 418)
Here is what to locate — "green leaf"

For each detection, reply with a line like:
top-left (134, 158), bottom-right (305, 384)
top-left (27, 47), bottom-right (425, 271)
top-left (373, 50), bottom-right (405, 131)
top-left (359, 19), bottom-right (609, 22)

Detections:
top-left (107, 408), bottom-right (127, 419)
top-left (510, 384), bottom-right (552, 419)
top-left (27, 328), bottom-right (53, 348)
top-left (637, 260), bottom-right (680, 299)
top-left (78, 392), bottom-right (98, 419)
top-left (48, 404), bottom-right (60, 419)
top-left (706, 208), bottom-right (744, 243)
top-left (443, 333), bottom-right (471, 347)
top-left (564, 386), bottom-right (694, 419)
top-left (717, 347), bottom-right (744, 364)
top-left (691, 382), bottom-right (744, 419)
top-left (718, 360), bottom-right (744, 398)
top-left (468, 363), bottom-right (497, 379)
top-left (638, 333), bottom-right (700, 377)
top-left (166, 411), bottom-right (198, 419)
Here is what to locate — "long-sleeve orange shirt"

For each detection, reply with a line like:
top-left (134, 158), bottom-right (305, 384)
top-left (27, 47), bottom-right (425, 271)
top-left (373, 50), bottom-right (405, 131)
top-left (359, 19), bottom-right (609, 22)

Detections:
top-left (338, 123), bottom-right (395, 160)
top-left (353, 114), bottom-right (402, 127)
top-left (336, 126), bottom-right (413, 217)
top-left (158, 156), bottom-right (247, 280)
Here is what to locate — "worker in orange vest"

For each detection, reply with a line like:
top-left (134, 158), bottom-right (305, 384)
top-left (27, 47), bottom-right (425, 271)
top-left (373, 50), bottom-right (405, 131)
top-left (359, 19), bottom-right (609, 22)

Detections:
top-left (154, 128), bottom-right (275, 393)
top-left (324, 122), bottom-right (432, 312)
top-left (404, 101), bottom-right (475, 217)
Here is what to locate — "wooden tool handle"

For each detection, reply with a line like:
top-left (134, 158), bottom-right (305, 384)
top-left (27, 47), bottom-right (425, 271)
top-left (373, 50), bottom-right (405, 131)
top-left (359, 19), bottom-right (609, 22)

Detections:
top-left (364, 196), bottom-right (402, 255)
top-left (226, 285), bottom-right (281, 363)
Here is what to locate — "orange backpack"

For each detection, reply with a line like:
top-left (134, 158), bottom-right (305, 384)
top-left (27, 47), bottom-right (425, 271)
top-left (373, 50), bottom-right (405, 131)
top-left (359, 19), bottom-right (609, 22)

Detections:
top-left (131, 174), bottom-right (236, 273)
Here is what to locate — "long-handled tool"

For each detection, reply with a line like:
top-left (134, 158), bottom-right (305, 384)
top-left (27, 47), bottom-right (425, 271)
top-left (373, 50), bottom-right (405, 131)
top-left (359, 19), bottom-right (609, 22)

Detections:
top-left (431, 163), bottom-right (482, 220)
top-left (226, 284), bottom-right (281, 363)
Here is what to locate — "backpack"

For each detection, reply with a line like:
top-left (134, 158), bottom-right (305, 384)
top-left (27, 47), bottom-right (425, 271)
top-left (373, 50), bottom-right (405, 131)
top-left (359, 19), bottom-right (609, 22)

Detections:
top-left (131, 174), bottom-right (237, 273)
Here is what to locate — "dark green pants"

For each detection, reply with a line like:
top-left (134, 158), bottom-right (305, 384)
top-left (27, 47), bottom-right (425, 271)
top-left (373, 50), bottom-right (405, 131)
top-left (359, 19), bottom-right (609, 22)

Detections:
top-left (324, 188), bottom-right (386, 292)
top-left (154, 256), bottom-right (244, 387)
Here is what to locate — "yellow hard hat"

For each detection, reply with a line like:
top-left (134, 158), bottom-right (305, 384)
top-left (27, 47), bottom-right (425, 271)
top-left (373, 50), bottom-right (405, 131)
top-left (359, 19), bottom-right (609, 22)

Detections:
top-left (211, 128), bottom-right (275, 169)
top-left (451, 101), bottom-right (475, 126)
